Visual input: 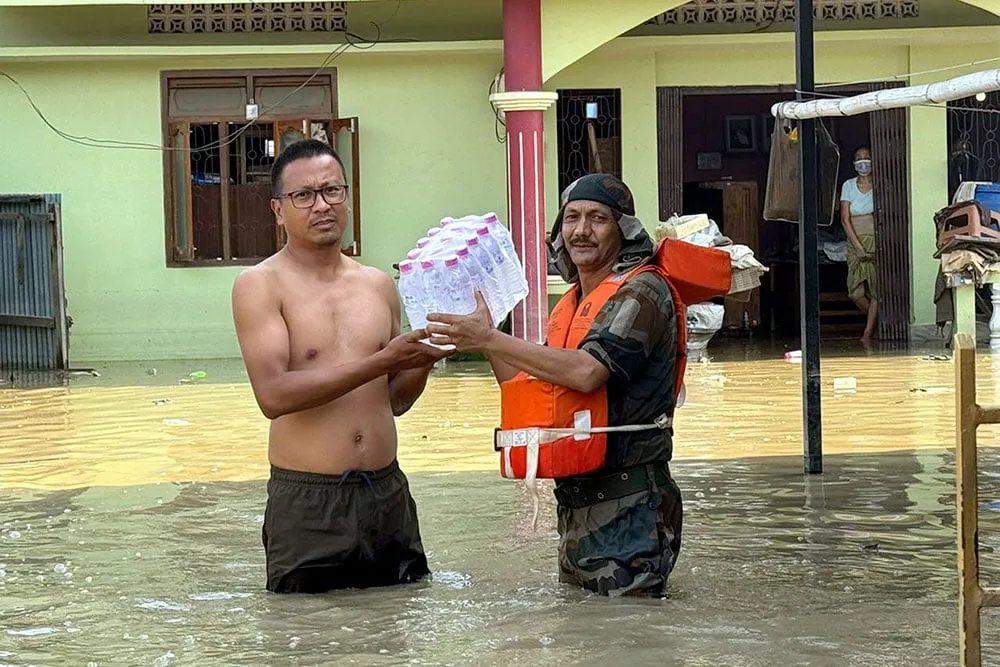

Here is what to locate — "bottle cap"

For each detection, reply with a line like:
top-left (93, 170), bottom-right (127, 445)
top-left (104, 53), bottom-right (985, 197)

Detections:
top-left (420, 260), bottom-right (435, 270)
top-left (445, 257), bottom-right (459, 268)
top-left (399, 260), bottom-right (414, 272)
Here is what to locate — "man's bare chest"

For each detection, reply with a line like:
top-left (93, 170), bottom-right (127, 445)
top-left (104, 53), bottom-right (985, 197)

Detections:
top-left (281, 288), bottom-right (392, 367)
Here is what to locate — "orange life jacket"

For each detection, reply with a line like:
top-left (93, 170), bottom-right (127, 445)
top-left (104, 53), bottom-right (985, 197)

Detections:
top-left (494, 238), bottom-right (732, 480)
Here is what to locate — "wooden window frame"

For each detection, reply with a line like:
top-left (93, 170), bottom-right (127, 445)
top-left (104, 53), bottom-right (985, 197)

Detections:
top-left (161, 69), bottom-right (361, 267)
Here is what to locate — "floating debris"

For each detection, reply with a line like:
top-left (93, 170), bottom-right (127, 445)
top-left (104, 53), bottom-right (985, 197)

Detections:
top-left (833, 377), bottom-right (857, 393)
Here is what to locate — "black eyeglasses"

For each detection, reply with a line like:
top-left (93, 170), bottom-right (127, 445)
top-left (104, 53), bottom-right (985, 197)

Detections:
top-left (276, 185), bottom-right (349, 209)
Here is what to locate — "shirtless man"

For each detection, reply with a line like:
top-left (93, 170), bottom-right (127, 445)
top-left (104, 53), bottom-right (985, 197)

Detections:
top-left (231, 139), bottom-right (452, 594)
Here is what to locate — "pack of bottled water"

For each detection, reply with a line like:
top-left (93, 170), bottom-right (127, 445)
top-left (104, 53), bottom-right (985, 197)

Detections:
top-left (397, 212), bottom-right (529, 339)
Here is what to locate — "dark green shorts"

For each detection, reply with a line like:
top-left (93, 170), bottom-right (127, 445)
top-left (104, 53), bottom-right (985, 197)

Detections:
top-left (554, 463), bottom-right (682, 597)
top-left (262, 460), bottom-right (429, 594)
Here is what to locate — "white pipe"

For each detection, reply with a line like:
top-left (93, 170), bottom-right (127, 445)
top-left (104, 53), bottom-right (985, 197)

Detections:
top-left (771, 69), bottom-right (1000, 119)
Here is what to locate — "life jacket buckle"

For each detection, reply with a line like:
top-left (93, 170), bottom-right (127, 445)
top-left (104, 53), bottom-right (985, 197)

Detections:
top-left (654, 414), bottom-right (672, 430)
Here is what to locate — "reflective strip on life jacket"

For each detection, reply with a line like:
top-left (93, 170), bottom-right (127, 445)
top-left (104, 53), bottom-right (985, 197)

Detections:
top-left (494, 412), bottom-right (674, 451)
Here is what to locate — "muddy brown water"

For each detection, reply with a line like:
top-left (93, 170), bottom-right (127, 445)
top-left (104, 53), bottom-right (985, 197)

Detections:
top-left (3, 352), bottom-right (1000, 665)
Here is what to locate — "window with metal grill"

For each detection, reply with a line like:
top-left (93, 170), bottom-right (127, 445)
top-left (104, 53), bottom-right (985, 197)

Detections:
top-left (162, 69), bottom-right (360, 266)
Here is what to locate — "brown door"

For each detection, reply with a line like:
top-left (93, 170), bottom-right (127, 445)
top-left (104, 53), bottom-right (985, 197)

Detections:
top-left (656, 87), bottom-right (684, 221)
top-left (700, 180), bottom-right (761, 328)
top-left (865, 82), bottom-right (911, 341)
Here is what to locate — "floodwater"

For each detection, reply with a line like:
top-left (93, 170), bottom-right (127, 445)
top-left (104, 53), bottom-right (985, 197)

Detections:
top-left (4, 349), bottom-right (1000, 665)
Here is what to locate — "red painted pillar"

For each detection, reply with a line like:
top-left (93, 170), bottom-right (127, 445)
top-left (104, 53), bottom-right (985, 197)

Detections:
top-left (493, 0), bottom-right (556, 344)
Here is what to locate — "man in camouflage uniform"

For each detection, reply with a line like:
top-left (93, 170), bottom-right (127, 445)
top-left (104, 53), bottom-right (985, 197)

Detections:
top-left (426, 173), bottom-right (683, 597)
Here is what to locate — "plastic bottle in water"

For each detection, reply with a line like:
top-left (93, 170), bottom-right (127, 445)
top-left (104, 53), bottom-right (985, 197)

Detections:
top-left (465, 236), bottom-right (505, 325)
top-left (456, 245), bottom-right (504, 325)
top-left (397, 260), bottom-right (427, 331)
top-left (442, 256), bottom-right (477, 315)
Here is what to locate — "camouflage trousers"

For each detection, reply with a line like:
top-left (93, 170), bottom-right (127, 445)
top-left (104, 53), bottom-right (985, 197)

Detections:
top-left (554, 463), bottom-right (682, 597)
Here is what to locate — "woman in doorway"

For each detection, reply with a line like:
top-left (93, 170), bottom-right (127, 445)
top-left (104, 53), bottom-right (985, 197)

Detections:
top-left (840, 145), bottom-right (878, 342)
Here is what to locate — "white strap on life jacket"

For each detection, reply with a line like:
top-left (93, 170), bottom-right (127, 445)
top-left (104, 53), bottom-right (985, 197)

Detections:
top-left (494, 411), bottom-right (673, 452)
top-left (498, 410), bottom-right (674, 533)
top-left (500, 430), bottom-right (541, 531)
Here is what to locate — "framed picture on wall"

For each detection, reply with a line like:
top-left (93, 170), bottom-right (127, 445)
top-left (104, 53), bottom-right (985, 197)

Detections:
top-left (725, 114), bottom-right (757, 153)
top-left (697, 152), bottom-right (723, 170)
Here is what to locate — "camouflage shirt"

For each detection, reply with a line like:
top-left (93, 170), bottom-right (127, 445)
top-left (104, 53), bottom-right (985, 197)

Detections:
top-left (576, 270), bottom-right (679, 472)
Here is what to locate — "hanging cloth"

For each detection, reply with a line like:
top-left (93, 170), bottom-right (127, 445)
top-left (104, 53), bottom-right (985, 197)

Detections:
top-left (763, 119), bottom-right (842, 226)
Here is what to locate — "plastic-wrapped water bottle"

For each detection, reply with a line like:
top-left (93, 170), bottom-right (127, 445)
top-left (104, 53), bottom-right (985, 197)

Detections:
top-left (465, 236), bottom-right (505, 325)
top-left (475, 225), bottom-right (527, 309)
top-left (414, 223), bottom-right (464, 260)
top-left (456, 246), bottom-right (504, 325)
top-left (441, 214), bottom-right (481, 229)
top-left (417, 258), bottom-right (470, 351)
top-left (482, 213), bottom-right (526, 288)
top-left (452, 212), bottom-right (529, 301)
top-left (442, 256), bottom-right (476, 315)
top-left (397, 212), bottom-right (532, 330)
top-left (397, 260), bottom-right (427, 331)
top-left (419, 260), bottom-right (444, 315)
top-left (435, 231), bottom-right (470, 256)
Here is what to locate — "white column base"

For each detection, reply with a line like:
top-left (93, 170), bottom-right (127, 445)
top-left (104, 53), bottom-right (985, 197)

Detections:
top-left (990, 283), bottom-right (1000, 351)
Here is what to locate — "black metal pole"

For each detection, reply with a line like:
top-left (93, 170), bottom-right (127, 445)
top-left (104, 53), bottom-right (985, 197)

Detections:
top-left (796, 0), bottom-right (823, 474)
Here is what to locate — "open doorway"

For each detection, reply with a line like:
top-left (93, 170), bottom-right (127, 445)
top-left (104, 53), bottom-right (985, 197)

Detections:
top-left (657, 85), bottom-right (911, 343)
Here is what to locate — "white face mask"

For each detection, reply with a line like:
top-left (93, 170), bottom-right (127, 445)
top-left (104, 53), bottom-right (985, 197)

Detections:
top-left (854, 159), bottom-right (872, 176)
